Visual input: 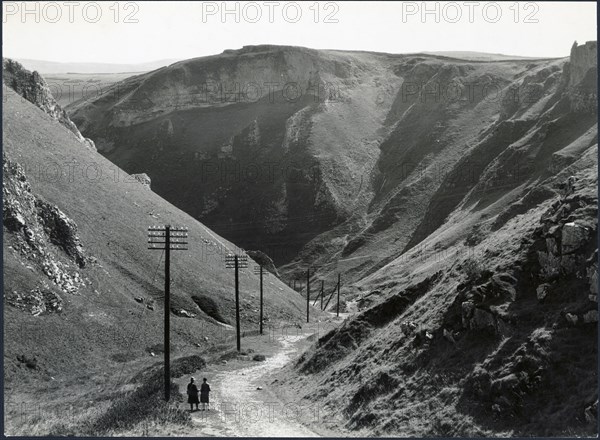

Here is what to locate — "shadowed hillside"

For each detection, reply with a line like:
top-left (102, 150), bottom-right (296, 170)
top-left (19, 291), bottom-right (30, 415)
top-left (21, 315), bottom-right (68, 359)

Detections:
top-left (68, 45), bottom-right (408, 267)
top-left (68, 43), bottom-right (595, 289)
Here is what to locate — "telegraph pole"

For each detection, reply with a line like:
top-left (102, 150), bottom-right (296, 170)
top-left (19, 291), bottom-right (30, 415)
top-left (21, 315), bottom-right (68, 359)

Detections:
top-left (260, 265), bottom-right (263, 334)
top-left (254, 264), bottom-right (266, 335)
top-left (320, 280), bottom-right (324, 310)
top-left (323, 282), bottom-right (336, 311)
top-left (336, 273), bottom-right (341, 317)
top-left (235, 256), bottom-right (240, 351)
top-left (306, 268), bottom-right (310, 323)
top-left (164, 227), bottom-right (170, 401)
top-left (148, 224), bottom-right (188, 402)
top-left (312, 280), bottom-right (323, 308)
top-left (225, 253), bottom-right (248, 351)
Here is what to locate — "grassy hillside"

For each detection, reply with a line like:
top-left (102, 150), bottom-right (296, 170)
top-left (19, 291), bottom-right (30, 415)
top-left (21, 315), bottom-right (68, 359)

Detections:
top-left (9, 42), bottom-right (595, 436)
top-left (272, 43), bottom-right (598, 436)
top-left (282, 43), bottom-right (596, 286)
top-left (3, 84), bottom-right (322, 434)
top-left (278, 155), bottom-right (597, 436)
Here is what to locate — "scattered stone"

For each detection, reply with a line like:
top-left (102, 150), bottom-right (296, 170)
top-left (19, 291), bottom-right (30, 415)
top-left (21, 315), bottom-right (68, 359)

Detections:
top-left (146, 304), bottom-right (154, 311)
top-left (171, 308), bottom-right (196, 318)
top-left (538, 251), bottom-right (561, 280)
top-left (246, 250), bottom-right (280, 278)
top-left (413, 329), bottom-right (434, 346)
top-left (471, 308), bottom-right (496, 330)
top-left (84, 138), bottom-right (96, 151)
top-left (565, 313), bottom-right (578, 325)
top-left (150, 352), bottom-right (156, 357)
top-left (256, 386), bottom-right (263, 391)
top-left (587, 256), bottom-right (598, 295)
top-left (582, 310), bottom-right (598, 323)
top-left (536, 283), bottom-right (551, 301)
top-left (131, 173), bottom-right (152, 190)
top-left (6, 287), bottom-right (63, 315)
top-left (401, 321), bottom-right (417, 335)
top-left (461, 301), bottom-right (475, 328)
top-left (561, 222), bottom-right (590, 254)
top-left (585, 399), bottom-right (598, 423)
top-left (560, 254), bottom-right (582, 275)
top-left (545, 237), bottom-right (558, 255)
top-left (547, 224), bottom-right (562, 238)
top-left (443, 328), bottom-right (456, 344)
top-left (17, 354), bottom-right (38, 369)
top-left (36, 199), bottom-right (87, 267)
top-left (221, 360), bottom-right (228, 365)
top-left (134, 296), bottom-right (144, 303)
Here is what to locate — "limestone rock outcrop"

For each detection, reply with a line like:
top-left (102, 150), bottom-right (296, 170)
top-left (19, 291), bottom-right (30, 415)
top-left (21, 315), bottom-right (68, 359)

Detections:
top-left (131, 173), bottom-right (152, 190)
top-left (564, 41), bottom-right (598, 113)
top-left (3, 154), bottom-right (90, 300)
top-left (2, 58), bottom-right (91, 145)
top-left (247, 249), bottom-right (280, 278)
top-left (568, 41), bottom-right (597, 87)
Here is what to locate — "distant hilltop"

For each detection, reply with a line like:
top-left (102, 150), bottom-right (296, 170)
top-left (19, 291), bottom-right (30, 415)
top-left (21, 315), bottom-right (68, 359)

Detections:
top-left (10, 58), bottom-right (181, 74)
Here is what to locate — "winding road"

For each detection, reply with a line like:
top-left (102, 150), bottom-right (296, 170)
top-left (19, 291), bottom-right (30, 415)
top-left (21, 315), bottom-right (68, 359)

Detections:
top-left (178, 333), bottom-right (321, 437)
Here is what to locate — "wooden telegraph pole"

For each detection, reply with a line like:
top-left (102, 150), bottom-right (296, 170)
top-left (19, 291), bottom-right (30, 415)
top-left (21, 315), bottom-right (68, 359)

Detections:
top-left (336, 273), bottom-right (341, 317)
top-left (323, 282), bottom-right (336, 311)
top-left (320, 280), bottom-right (324, 310)
top-left (306, 268), bottom-right (311, 323)
top-left (148, 224), bottom-right (188, 402)
top-left (312, 279), bottom-right (324, 310)
top-left (253, 264), bottom-right (267, 335)
top-left (225, 253), bottom-right (248, 351)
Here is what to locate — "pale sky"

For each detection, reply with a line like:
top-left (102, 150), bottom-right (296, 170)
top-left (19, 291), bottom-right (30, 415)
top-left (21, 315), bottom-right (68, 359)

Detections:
top-left (2, 1), bottom-right (597, 64)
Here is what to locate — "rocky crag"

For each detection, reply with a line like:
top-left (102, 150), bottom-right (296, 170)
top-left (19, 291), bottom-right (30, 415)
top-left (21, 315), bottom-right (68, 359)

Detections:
top-left (3, 154), bottom-right (91, 314)
top-left (3, 58), bottom-right (96, 151)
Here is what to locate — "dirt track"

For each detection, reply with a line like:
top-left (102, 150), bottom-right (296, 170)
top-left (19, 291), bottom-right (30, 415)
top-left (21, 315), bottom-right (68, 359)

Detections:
top-left (176, 332), bottom-right (324, 437)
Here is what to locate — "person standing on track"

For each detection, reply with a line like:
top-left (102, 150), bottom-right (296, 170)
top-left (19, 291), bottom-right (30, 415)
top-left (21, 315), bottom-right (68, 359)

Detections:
top-left (200, 377), bottom-right (211, 411)
top-left (187, 377), bottom-right (199, 412)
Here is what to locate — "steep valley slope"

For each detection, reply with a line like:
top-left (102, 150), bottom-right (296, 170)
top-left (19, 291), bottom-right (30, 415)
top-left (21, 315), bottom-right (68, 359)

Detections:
top-left (68, 44), bottom-right (407, 269)
top-left (68, 43), bottom-right (596, 292)
top-left (273, 42), bottom-right (598, 436)
top-left (2, 60), bottom-right (317, 434)
top-left (6, 38), bottom-right (597, 436)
